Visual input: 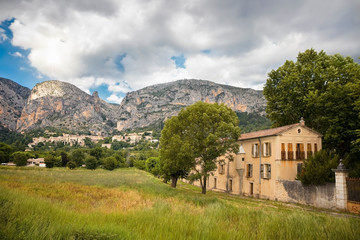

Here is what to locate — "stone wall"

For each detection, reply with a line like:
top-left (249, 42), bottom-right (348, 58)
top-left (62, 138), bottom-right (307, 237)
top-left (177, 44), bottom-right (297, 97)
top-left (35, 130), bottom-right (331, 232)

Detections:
top-left (275, 180), bottom-right (337, 209)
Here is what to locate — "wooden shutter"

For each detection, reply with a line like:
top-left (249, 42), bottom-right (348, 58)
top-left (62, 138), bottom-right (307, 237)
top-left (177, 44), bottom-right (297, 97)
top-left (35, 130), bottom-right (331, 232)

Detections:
top-left (267, 164), bottom-right (271, 179)
top-left (260, 164), bottom-right (264, 178)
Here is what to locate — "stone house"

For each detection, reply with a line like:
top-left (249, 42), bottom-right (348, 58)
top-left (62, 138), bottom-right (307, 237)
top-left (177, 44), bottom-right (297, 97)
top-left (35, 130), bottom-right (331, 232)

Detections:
top-left (205, 119), bottom-right (322, 200)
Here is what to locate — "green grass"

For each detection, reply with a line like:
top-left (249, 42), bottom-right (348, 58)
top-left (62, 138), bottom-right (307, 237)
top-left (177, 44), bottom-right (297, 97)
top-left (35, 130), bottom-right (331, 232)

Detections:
top-left (0, 167), bottom-right (359, 239)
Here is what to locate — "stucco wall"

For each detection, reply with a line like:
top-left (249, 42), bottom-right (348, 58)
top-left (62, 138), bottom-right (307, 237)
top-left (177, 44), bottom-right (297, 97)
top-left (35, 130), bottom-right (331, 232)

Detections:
top-left (275, 180), bottom-right (337, 209)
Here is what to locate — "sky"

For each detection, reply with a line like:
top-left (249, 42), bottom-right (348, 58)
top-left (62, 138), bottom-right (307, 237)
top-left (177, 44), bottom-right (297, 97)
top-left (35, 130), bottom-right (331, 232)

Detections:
top-left (0, 0), bottom-right (359, 104)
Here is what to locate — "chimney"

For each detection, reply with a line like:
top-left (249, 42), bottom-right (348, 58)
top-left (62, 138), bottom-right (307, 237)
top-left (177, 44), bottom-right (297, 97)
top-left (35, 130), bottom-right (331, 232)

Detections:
top-left (300, 117), bottom-right (305, 126)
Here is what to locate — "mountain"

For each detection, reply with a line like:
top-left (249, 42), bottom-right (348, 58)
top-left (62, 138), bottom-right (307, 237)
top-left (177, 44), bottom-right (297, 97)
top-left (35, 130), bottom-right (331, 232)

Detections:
top-left (0, 78), bottom-right (31, 131)
top-left (16, 80), bottom-right (120, 135)
top-left (0, 78), bottom-right (267, 134)
top-left (117, 79), bottom-right (266, 130)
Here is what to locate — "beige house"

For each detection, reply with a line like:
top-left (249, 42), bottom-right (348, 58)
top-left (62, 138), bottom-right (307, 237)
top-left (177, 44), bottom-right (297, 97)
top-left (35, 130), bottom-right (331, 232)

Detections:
top-left (205, 119), bottom-right (322, 199)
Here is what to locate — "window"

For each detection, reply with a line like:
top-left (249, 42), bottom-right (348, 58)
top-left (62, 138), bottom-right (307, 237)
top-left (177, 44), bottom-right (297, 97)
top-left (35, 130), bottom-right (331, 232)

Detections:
top-left (297, 163), bottom-right (303, 175)
top-left (262, 142), bottom-right (271, 157)
top-left (246, 164), bottom-right (253, 177)
top-left (307, 143), bottom-right (312, 158)
top-left (288, 143), bottom-right (293, 160)
top-left (314, 143), bottom-right (318, 153)
top-left (260, 164), bottom-right (271, 179)
top-left (214, 178), bottom-right (217, 189)
top-left (281, 143), bottom-right (286, 160)
top-left (238, 144), bottom-right (245, 154)
top-left (229, 179), bottom-right (233, 192)
top-left (242, 157), bottom-right (245, 161)
top-left (218, 164), bottom-right (225, 174)
top-left (252, 143), bottom-right (259, 157)
top-left (296, 143), bottom-right (305, 159)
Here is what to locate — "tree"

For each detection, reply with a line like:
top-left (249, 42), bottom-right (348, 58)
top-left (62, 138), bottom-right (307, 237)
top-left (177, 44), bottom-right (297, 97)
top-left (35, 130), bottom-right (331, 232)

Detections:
top-left (71, 149), bottom-right (86, 167)
top-left (85, 156), bottom-right (97, 170)
top-left (12, 151), bottom-right (30, 166)
top-left (264, 49), bottom-right (360, 177)
top-left (0, 142), bottom-right (12, 163)
top-left (160, 102), bottom-right (241, 192)
top-left (145, 157), bottom-right (160, 176)
top-left (60, 151), bottom-right (70, 167)
top-left (45, 155), bottom-right (56, 168)
top-left (66, 161), bottom-right (77, 169)
top-left (297, 150), bottom-right (338, 185)
top-left (90, 147), bottom-right (103, 161)
top-left (102, 157), bottom-right (119, 170)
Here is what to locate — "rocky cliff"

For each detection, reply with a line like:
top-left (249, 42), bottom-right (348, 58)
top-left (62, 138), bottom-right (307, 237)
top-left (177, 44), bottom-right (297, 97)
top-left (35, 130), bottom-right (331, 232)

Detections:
top-left (0, 78), bottom-right (267, 134)
top-left (16, 80), bottom-right (120, 134)
top-left (0, 78), bottom-right (31, 131)
top-left (117, 79), bottom-right (266, 130)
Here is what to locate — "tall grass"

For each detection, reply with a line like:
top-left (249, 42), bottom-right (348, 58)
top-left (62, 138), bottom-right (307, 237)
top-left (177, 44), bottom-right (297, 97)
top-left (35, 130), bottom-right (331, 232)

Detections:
top-left (0, 167), bottom-right (359, 239)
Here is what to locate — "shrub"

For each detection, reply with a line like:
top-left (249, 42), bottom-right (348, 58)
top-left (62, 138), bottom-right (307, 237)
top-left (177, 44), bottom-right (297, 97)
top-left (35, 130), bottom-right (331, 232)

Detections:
top-left (145, 157), bottom-right (160, 176)
top-left (102, 157), bottom-right (119, 171)
top-left (133, 159), bottom-right (146, 170)
top-left (66, 161), bottom-right (77, 169)
top-left (85, 156), bottom-right (97, 170)
top-left (297, 150), bottom-right (339, 185)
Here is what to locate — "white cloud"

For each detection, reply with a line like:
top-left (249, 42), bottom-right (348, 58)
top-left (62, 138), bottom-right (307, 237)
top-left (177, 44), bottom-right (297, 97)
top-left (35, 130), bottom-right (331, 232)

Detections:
top-left (0, 28), bottom-right (7, 42)
top-left (0, 0), bottom-right (359, 99)
top-left (9, 51), bottom-right (23, 57)
top-left (107, 94), bottom-right (123, 104)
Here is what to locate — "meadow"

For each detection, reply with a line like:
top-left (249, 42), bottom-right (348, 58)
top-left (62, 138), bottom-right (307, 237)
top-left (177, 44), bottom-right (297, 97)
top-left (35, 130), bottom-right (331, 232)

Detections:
top-left (0, 167), bottom-right (359, 240)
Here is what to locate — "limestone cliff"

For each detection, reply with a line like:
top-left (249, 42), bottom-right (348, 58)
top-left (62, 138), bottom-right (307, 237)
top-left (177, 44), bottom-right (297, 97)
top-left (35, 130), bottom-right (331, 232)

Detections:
top-left (0, 78), bottom-right (31, 131)
top-left (117, 79), bottom-right (266, 130)
top-left (16, 80), bottom-right (119, 134)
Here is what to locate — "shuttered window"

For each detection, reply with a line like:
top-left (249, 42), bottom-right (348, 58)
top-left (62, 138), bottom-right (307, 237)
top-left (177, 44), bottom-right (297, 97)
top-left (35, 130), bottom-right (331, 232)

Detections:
top-left (251, 144), bottom-right (259, 157)
top-left (262, 142), bottom-right (271, 157)
top-left (288, 143), bottom-right (293, 160)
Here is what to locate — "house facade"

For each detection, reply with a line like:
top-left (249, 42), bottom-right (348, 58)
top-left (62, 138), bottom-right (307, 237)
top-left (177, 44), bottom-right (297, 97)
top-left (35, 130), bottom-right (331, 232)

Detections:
top-left (205, 119), bottom-right (322, 200)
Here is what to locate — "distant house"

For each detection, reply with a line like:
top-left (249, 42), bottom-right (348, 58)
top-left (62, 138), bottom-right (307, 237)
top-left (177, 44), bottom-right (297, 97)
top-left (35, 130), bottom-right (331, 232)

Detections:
top-left (195, 118), bottom-right (322, 200)
top-left (27, 158), bottom-right (46, 167)
top-left (101, 144), bottom-right (112, 149)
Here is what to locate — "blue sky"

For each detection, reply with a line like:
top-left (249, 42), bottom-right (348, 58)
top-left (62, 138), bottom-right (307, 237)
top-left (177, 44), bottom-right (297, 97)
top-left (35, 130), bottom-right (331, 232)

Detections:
top-left (0, 0), bottom-right (359, 104)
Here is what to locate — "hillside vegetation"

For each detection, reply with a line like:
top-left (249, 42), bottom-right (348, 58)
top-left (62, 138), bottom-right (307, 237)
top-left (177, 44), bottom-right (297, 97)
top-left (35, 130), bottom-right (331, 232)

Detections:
top-left (0, 167), bottom-right (359, 239)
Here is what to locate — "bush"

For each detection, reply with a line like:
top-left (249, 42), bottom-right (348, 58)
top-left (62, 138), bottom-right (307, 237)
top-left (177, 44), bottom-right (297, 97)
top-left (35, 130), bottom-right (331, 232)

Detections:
top-left (66, 161), bottom-right (77, 169)
top-left (85, 156), bottom-right (97, 170)
top-left (297, 150), bottom-right (339, 185)
top-left (145, 157), bottom-right (160, 176)
top-left (102, 157), bottom-right (119, 171)
top-left (114, 153), bottom-right (127, 168)
top-left (133, 159), bottom-right (146, 170)
top-left (12, 152), bottom-right (30, 166)
top-left (45, 155), bottom-right (56, 168)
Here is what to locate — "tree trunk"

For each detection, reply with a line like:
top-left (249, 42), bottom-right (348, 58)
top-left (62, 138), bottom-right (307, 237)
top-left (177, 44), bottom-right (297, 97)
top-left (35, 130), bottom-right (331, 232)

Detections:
top-left (202, 176), bottom-right (207, 194)
top-left (171, 176), bottom-right (178, 188)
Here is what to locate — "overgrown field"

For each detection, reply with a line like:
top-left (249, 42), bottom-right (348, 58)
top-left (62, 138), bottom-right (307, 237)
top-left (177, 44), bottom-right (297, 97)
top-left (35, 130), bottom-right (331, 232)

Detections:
top-left (0, 167), bottom-right (359, 239)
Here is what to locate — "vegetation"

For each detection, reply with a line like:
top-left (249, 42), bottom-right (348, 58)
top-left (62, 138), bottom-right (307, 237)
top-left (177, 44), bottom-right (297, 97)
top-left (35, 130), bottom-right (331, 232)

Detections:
top-left (160, 102), bottom-right (241, 193)
top-left (236, 112), bottom-right (271, 133)
top-left (264, 49), bottom-right (360, 179)
top-left (0, 167), bottom-right (359, 240)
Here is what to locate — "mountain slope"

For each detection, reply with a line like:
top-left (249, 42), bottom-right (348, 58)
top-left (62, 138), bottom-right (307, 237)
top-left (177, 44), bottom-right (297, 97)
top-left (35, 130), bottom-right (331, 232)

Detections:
top-left (16, 80), bottom-right (120, 134)
top-left (117, 79), bottom-right (266, 130)
top-left (0, 78), bottom-right (31, 131)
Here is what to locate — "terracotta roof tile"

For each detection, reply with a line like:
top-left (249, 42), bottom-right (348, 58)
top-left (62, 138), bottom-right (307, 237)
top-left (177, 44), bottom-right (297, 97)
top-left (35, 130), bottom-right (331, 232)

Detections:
top-left (239, 123), bottom-right (299, 140)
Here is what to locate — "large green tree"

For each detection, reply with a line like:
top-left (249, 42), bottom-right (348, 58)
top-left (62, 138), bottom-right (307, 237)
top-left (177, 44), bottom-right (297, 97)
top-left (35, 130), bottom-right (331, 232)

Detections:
top-left (160, 102), bottom-right (241, 193)
top-left (264, 49), bottom-right (360, 177)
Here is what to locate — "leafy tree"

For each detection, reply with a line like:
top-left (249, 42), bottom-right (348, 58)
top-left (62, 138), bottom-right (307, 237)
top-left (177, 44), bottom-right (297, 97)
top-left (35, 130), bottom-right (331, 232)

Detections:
top-left (297, 150), bottom-right (338, 185)
top-left (85, 156), bottom-right (97, 170)
top-left (145, 157), bottom-right (160, 176)
top-left (114, 153), bottom-right (127, 168)
top-left (264, 49), bottom-right (360, 177)
top-left (111, 140), bottom-right (131, 150)
top-left (45, 155), bottom-right (57, 168)
top-left (60, 151), bottom-right (70, 167)
top-left (71, 149), bottom-right (86, 167)
top-left (66, 161), bottom-right (77, 169)
top-left (0, 142), bottom-right (12, 163)
top-left (84, 137), bottom-right (94, 148)
top-left (12, 151), bottom-right (31, 166)
top-left (90, 147), bottom-right (104, 161)
top-left (160, 102), bottom-right (241, 192)
top-left (102, 157), bottom-right (119, 170)
top-left (133, 159), bottom-right (146, 170)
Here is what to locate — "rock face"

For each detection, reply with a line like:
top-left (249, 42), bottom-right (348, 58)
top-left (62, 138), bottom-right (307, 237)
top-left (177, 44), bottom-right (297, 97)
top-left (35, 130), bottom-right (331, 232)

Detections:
top-left (0, 78), bottom-right (31, 131)
top-left (117, 79), bottom-right (266, 130)
top-left (0, 78), bottom-right (267, 134)
top-left (16, 80), bottom-right (119, 134)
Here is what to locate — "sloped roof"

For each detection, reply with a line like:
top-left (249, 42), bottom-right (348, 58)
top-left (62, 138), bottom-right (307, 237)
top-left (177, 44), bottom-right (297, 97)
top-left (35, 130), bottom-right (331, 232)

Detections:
top-left (239, 123), bottom-right (321, 141)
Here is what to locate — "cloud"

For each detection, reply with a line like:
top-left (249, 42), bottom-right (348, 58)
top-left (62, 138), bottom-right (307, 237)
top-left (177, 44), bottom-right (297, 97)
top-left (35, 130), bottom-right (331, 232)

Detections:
top-left (9, 51), bottom-right (23, 57)
top-left (0, 27), bottom-right (7, 42)
top-left (0, 0), bottom-right (359, 98)
top-left (107, 94), bottom-right (123, 104)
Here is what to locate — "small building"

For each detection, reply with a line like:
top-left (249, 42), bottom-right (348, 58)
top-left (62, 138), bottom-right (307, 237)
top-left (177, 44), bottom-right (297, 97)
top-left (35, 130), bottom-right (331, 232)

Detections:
top-left (203, 118), bottom-right (322, 199)
top-left (101, 144), bottom-right (112, 149)
top-left (27, 158), bottom-right (46, 167)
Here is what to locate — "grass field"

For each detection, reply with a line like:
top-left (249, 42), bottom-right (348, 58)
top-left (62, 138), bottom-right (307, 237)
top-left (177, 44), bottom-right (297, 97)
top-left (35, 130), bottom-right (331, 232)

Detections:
top-left (0, 167), bottom-right (359, 239)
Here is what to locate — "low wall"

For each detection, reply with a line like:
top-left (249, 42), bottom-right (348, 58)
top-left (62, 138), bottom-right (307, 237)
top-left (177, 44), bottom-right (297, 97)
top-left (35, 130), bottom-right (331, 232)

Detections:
top-left (275, 180), bottom-right (337, 209)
